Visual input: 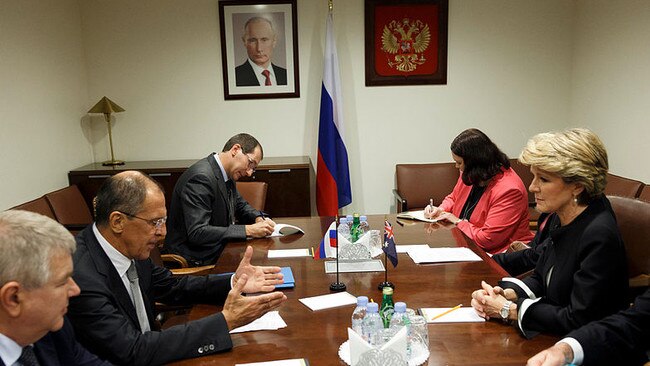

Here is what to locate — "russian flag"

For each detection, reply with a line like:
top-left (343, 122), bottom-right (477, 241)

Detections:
top-left (314, 221), bottom-right (337, 259)
top-left (317, 11), bottom-right (352, 217)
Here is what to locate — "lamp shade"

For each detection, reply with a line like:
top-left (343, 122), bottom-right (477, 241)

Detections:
top-left (87, 96), bottom-right (125, 114)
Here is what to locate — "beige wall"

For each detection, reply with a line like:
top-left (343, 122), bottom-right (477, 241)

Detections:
top-left (1, 0), bottom-right (647, 213)
top-left (77, 0), bottom-right (573, 214)
top-left (571, 0), bottom-right (650, 182)
top-left (0, 0), bottom-right (91, 209)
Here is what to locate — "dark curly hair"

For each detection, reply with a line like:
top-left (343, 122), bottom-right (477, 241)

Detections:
top-left (451, 128), bottom-right (510, 186)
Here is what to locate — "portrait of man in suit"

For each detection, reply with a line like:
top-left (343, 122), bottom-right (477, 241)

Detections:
top-left (235, 16), bottom-right (288, 87)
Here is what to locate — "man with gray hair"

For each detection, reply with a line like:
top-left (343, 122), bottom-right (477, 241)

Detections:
top-left (0, 210), bottom-right (111, 365)
top-left (68, 171), bottom-right (286, 365)
top-left (235, 16), bottom-right (287, 86)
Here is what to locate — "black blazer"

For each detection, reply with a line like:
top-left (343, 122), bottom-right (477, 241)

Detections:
top-left (68, 226), bottom-right (233, 366)
top-left (165, 154), bottom-right (260, 264)
top-left (235, 60), bottom-right (287, 86)
top-left (569, 288), bottom-right (649, 365)
top-left (500, 196), bottom-right (629, 338)
top-left (0, 318), bottom-right (112, 366)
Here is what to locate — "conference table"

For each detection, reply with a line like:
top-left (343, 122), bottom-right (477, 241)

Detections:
top-left (170, 215), bottom-right (557, 365)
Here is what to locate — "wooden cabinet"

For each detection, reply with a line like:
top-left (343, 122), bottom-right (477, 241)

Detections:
top-left (68, 156), bottom-right (313, 218)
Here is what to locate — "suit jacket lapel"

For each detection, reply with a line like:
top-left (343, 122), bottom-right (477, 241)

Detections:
top-left (33, 334), bottom-right (58, 366)
top-left (83, 228), bottom-right (142, 329)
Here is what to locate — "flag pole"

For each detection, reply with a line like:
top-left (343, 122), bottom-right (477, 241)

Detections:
top-left (330, 214), bottom-right (346, 292)
top-left (378, 215), bottom-right (394, 291)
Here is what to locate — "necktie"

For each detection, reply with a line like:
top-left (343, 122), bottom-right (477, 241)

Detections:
top-left (227, 181), bottom-right (235, 225)
top-left (261, 69), bottom-right (272, 86)
top-left (18, 346), bottom-right (40, 366)
top-left (126, 261), bottom-right (151, 333)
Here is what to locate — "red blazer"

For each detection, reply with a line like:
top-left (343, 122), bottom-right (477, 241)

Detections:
top-left (439, 167), bottom-right (534, 254)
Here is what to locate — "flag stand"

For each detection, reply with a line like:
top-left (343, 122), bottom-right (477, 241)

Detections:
top-left (378, 216), bottom-right (394, 291)
top-left (330, 215), bottom-right (346, 292)
top-left (378, 249), bottom-right (394, 291)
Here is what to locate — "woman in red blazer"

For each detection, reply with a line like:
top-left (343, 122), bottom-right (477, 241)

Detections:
top-left (425, 129), bottom-right (534, 254)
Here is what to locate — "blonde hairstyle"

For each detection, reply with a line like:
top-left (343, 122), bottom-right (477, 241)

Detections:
top-left (519, 128), bottom-right (608, 204)
top-left (0, 210), bottom-right (75, 289)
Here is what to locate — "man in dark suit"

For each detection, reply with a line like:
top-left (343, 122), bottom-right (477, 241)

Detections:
top-left (527, 288), bottom-right (649, 366)
top-left (68, 171), bottom-right (286, 365)
top-left (0, 210), bottom-right (111, 366)
top-left (165, 133), bottom-right (275, 265)
top-left (235, 16), bottom-right (287, 86)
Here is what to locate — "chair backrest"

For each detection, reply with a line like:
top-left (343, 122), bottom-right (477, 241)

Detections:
top-left (44, 185), bottom-right (93, 226)
top-left (605, 173), bottom-right (644, 198)
top-left (236, 181), bottom-right (268, 212)
top-left (395, 163), bottom-right (459, 211)
top-left (10, 196), bottom-right (56, 220)
top-left (608, 195), bottom-right (650, 282)
top-left (509, 159), bottom-right (535, 206)
top-left (638, 185), bottom-right (650, 203)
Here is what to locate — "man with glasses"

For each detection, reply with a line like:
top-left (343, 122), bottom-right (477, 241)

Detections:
top-left (165, 133), bottom-right (275, 265)
top-left (68, 171), bottom-right (286, 365)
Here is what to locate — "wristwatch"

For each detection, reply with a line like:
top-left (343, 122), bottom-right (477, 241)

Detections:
top-left (500, 300), bottom-right (512, 321)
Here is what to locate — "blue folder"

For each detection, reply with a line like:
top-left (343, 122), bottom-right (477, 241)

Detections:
top-left (276, 267), bottom-right (295, 289)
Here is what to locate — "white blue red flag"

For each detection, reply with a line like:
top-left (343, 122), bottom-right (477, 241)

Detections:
top-left (383, 221), bottom-right (398, 268)
top-left (314, 221), bottom-right (337, 259)
top-left (316, 11), bottom-right (352, 216)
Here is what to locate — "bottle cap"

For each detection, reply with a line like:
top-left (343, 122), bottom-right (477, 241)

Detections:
top-left (382, 287), bottom-right (394, 295)
top-left (339, 218), bottom-right (347, 224)
top-left (394, 302), bottom-right (406, 312)
top-left (346, 214), bottom-right (353, 220)
top-left (360, 215), bottom-right (367, 221)
top-left (357, 296), bottom-right (368, 306)
top-left (367, 302), bottom-right (379, 312)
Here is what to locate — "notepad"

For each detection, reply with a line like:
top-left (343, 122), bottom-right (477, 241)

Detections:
top-left (299, 291), bottom-right (357, 311)
top-left (267, 249), bottom-right (311, 258)
top-left (420, 307), bottom-right (485, 323)
top-left (395, 244), bottom-right (430, 254)
top-left (275, 267), bottom-right (295, 289)
top-left (396, 210), bottom-right (440, 223)
top-left (408, 247), bottom-right (482, 264)
top-left (236, 359), bottom-right (309, 366)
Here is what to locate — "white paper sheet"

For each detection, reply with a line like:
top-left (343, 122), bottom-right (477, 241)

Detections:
top-left (230, 311), bottom-right (287, 333)
top-left (268, 249), bottom-right (311, 258)
top-left (324, 260), bottom-right (385, 273)
top-left (236, 359), bottom-right (308, 366)
top-left (268, 223), bottom-right (304, 237)
top-left (420, 307), bottom-right (486, 323)
top-left (299, 291), bottom-right (357, 311)
top-left (395, 244), bottom-right (430, 254)
top-left (408, 247), bottom-right (482, 264)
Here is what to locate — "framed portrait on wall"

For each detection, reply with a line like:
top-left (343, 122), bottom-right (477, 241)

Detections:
top-left (219, 0), bottom-right (299, 100)
top-left (364, 0), bottom-right (448, 86)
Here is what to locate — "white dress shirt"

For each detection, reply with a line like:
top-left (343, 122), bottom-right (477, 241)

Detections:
top-left (0, 332), bottom-right (25, 366)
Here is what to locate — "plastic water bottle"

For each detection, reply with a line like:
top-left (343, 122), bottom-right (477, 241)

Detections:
top-left (338, 218), bottom-right (350, 242)
top-left (389, 302), bottom-right (411, 357)
top-left (389, 302), bottom-right (409, 330)
top-left (359, 215), bottom-right (370, 236)
top-left (351, 296), bottom-right (368, 335)
top-left (362, 302), bottom-right (383, 345)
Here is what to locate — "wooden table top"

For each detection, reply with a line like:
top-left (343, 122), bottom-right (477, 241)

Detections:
top-left (169, 215), bottom-right (557, 366)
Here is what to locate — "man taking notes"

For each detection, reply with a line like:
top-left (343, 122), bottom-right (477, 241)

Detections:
top-left (165, 133), bottom-right (275, 265)
top-left (68, 171), bottom-right (286, 365)
top-left (0, 210), bottom-right (111, 365)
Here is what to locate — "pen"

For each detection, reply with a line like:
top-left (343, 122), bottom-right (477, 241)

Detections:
top-left (396, 219), bottom-right (405, 227)
top-left (310, 247), bottom-right (314, 257)
top-left (260, 211), bottom-right (267, 220)
top-left (430, 304), bottom-right (462, 321)
top-left (429, 198), bottom-right (434, 208)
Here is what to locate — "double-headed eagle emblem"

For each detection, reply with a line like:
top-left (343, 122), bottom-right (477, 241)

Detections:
top-left (381, 18), bottom-right (431, 73)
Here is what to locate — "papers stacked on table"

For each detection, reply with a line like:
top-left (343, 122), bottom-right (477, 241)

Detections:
top-left (408, 247), bottom-right (482, 264)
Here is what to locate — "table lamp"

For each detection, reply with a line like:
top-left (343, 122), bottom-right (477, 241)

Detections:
top-left (88, 96), bottom-right (125, 166)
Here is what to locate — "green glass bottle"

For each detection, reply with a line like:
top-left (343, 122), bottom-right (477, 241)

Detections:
top-left (380, 286), bottom-right (395, 328)
top-left (350, 213), bottom-right (362, 242)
